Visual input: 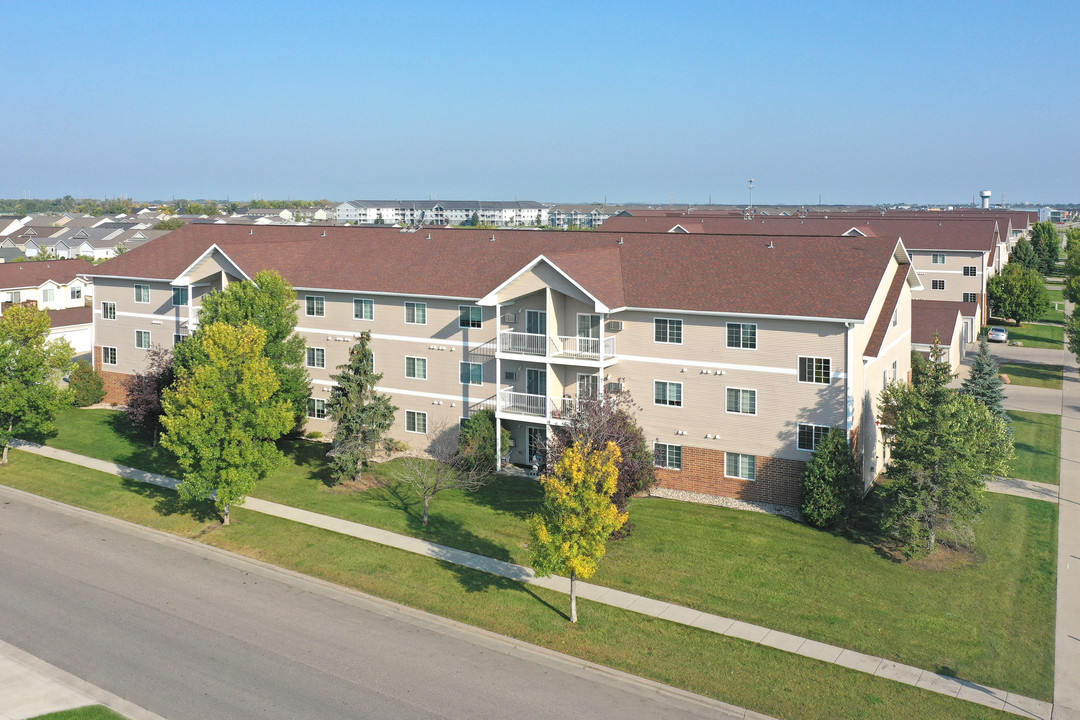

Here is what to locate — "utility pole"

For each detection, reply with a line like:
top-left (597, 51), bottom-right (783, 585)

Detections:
top-left (748, 179), bottom-right (755, 213)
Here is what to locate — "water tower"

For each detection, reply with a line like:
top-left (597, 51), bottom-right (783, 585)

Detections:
top-left (980, 190), bottom-right (992, 209)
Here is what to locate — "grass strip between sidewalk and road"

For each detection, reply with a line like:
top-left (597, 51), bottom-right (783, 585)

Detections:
top-left (29, 707), bottom-right (127, 720)
top-left (1007, 410), bottom-right (1061, 485)
top-left (997, 362), bottom-right (1064, 390)
top-left (35, 408), bottom-right (1058, 702)
top-left (0, 450), bottom-right (1020, 720)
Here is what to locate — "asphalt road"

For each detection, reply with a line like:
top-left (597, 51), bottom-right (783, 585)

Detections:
top-left (0, 487), bottom-right (737, 720)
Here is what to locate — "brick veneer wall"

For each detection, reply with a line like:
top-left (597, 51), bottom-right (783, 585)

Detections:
top-left (93, 346), bottom-right (130, 405)
top-left (655, 446), bottom-right (807, 508)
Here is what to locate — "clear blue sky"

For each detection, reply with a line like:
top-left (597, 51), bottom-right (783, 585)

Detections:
top-left (4, 0), bottom-right (1077, 205)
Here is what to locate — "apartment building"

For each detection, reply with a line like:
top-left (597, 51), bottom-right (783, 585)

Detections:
top-left (335, 201), bottom-right (547, 227)
top-left (86, 225), bottom-right (915, 508)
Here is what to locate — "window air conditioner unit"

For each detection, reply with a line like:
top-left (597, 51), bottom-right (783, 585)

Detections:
top-left (503, 313), bottom-right (517, 323)
top-left (605, 320), bottom-right (623, 332)
top-left (605, 382), bottom-right (624, 393)
top-left (504, 370), bottom-right (519, 381)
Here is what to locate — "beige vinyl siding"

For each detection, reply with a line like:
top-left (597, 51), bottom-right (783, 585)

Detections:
top-left (909, 250), bottom-right (986, 302)
top-left (92, 278), bottom-right (193, 374)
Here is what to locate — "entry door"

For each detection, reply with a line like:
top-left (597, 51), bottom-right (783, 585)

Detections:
top-left (526, 310), bottom-right (547, 335)
top-left (525, 367), bottom-right (546, 396)
top-left (527, 427), bottom-right (546, 465)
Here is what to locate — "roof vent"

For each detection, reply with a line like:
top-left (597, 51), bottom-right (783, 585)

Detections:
top-left (249, 229), bottom-right (254, 235)
top-left (617, 237), bottom-right (624, 245)
top-left (321, 230), bottom-right (326, 237)
top-left (426, 233), bottom-right (432, 240)
top-left (767, 241), bottom-right (775, 249)
top-left (489, 235), bottom-right (495, 242)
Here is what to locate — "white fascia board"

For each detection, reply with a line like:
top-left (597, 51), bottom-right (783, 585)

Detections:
top-left (292, 286), bottom-right (478, 302)
top-left (81, 273), bottom-right (174, 282)
top-left (477, 254), bottom-right (610, 312)
top-left (906, 265), bottom-right (923, 291)
top-left (172, 243), bottom-right (251, 286)
top-left (608, 306), bottom-right (864, 324)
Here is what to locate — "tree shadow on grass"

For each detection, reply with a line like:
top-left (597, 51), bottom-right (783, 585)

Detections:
top-left (119, 477), bottom-right (219, 523)
top-left (830, 486), bottom-right (906, 564)
top-left (104, 413), bottom-right (180, 477)
top-left (464, 475), bottom-right (544, 520)
top-left (434, 559), bottom-right (571, 621)
top-left (278, 437), bottom-right (336, 487)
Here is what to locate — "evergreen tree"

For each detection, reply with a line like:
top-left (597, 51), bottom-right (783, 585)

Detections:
top-left (325, 332), bottom-right (397, 483)
top-left (69, 359), bottom-right (105, 407)
top-left (457, 408), bottom-right (511, 474)
top-left (961, 338), bottom-right (1008, 423)
top-left (1010, 238), bottom-right (1040, 271)
top-left (1030, 222), bottom-right (1061, 275)
top-left (800, 428), bottom-right (862, 529)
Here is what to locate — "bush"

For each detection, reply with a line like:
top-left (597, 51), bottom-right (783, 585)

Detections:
top-left (800, 428), bottom-right (862, 529)
top-left (457, 409), bottom-right (510, 473)
top-left (306, 431), bottom-right (323, 439)
top-left (69, 360), bottom-right (105, 407)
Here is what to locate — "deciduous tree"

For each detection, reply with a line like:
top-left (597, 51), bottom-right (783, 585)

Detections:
top-left (325, 332), bottom-right (396, 483)
top-left (1030, 222), bottom-right (1060, 275)
top-left (877, 347), bottom-right (1012, 558)
top-left (528, 442), bottom-right (627, 622)
top-left (161, 323), bottom-right (293, 525)
top-left (393, 420), bottom-right (486, 526)
top-left (0, 305), bottom-right (75, 463)
top-left (457, 408), bottom-right (511, 474)
top-left (125, 344), bottom-right (174, 445)
top-left (1009, 238), bottom-right (1040, 272)
top-left (69, 359), bottom-right (105, 407)
top-left (174, 270), bottom-right (308, 429)
top-left (987, 263), bottom-right (1050, 326)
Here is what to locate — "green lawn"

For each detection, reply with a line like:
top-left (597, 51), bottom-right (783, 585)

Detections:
top-left (1007, 410), bottom-right (1061, 485)
top-left (0, 451), bottom-right (1024, 720)
top-left (29, 707), bottom-right (127, 720)
top-left (983, 322), bottom-right (1064, 349)
top-left (34, 409), bottom-right (1058, 700)
top-left (998, 362), bottom-right (1064, 390)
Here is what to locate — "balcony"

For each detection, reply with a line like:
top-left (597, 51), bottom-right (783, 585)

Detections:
top-left (497, 390), bottom-right (580, 424)
top-left (497, 331), bottom-right (616, 364)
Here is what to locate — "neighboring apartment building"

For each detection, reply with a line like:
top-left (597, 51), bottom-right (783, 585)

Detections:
top-left (86, 225), bottom-right (915, 508)
top-left (335, 201), bottom-right (547, 227)
top-left (0, 259), bottom-right (93, 315)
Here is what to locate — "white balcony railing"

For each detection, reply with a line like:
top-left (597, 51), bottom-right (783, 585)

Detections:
top-left (499, 389), bottom-right (551, 417)
top-left (498, 331), bottom-right (616, 362)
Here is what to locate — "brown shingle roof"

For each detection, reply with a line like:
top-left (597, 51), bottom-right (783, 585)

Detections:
top-left (0, 259), bottom-right (95, 290)
top-left (90, 225), bottom-right (903, 322)
top-left (47, 306), bottom-right (92, 328)
top-left (863, 265), bottom-right (910, 358)
top-left (911, 300), bottom-right (965, 346)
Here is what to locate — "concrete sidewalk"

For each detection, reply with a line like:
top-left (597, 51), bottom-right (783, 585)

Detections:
top-left (7, 439), bottom-right (1054, 719)
top-left (988, 477), bottom-right (1060, 504)
top-left (0, 638), bottom-right (164, 720)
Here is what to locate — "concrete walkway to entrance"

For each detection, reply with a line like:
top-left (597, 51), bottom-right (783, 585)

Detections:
top-left (7, 439), bottom-right (1054, 719)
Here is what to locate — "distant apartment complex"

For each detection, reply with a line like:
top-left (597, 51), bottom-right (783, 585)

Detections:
top-left (84, 225), bottom-right (914, 508)
top-left (335, 201), bottom-right (547, 227)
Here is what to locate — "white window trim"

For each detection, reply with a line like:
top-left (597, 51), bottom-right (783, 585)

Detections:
top-left (726, 322), bottom-right (757, 350)
top-left (306, 347), bottom-right (326, 369)
top-left (405, 410), bottom-right (428, 434)
top-left (102, 346), bottom-right (117, 365)
top-left (353, 297), bottom-right (374, 321)
top-left (307, 397), bottom-right (327, 419)
top-left (962, 292), bottom-right (978, 303)
top-left (963, 266), bottom-right (978, 277)
top-left (405, 301), bottom-right (427, 325)
top-left (797, 356), bottom-right (832, 385)
top-left (405, 356), bottom-right (428, 380)
top-left (725, 387), bottom-right (758, 415)
top-left (172, 287), bottom-right (189, 307)
top-left (653, 442), bottom-right (682, 470)
top-left (931, 253), bottom-right (947, 264)
top-left (459, 361), bottom-right (483, 385)
top-left (725, 452), bottom-right (756, 481)
top-left (101, 301), bottom-right (116, 320)
top-left (653, 380), bottom-right (683, 407)
top-left (134, 283), bottom-right (150, 304)
top-left (797, 423), bottom-right (830, 452)
top-left (653, 317), bottom-right (684, 345)
top-left (932, 279), bottom-right (946, 291)
top-left (135, 330), bottom-right (151, 350)
top-left (458, 304), bottom-right (483, 329)
top-left (305, 295), bottom-right (325, 317)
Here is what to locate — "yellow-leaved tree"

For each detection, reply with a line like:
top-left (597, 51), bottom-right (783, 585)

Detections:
top-left (528, 441), bottom-right (627, 623)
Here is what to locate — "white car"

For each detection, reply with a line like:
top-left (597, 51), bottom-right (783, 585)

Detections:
top-left (987, 327), bottom-right (1008, 343)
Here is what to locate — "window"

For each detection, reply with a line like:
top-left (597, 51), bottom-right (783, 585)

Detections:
top-left (798, 357), bottom-right (831, 384)
top-left (891, 360), bottom-right (898, 382)
top-left (173, 334), bottom-right (185, 345)
top-left (307, 398), bottom-right (326, 419)
top-left (306, 296), bottom-right (325, 317)
top-left (306, 347), bottom-right (325, 368)
top-left (102, 347), bottom-right (117, 365)
top-left (353, 298), bottom-right (374, 320)
top-left (459, 305), bottom-right (482, 329)
top-left (654, 318), bottom-right (683, 344)
top-left (891, 308), bottom-right (898, 327)
top-left (932, 279), bottom-right (946, 290)
top-left (726, 452), bottom-right (756, 480)
top-left (726, 387), bottom-right (757, 414)
top-left (654, 443), bottom-right (682, 470)
top-left (70, 286), bottom-right (82, 300)
top-left (931, 253), bottom-right (946, 264)
top-left (134, 284), bottom-right (150, 303)
top-left (963, 266), bottom-right (978, 277)
top-left (797, 424), bottom-right (830, 451)
top-left (42, 288), bottom-right (55, 302)
top-left (406, 410), bottom-right (427, 434)
top-left (405, 301), bottom-right (427, 325)
top-left (654, 380), bottom-right (683, 407)
top-left (726, 322), bottom-right (757, 349)
top-left (172, 287), bottom-right (189, 306)
top-left (136, 330), bottom-right (151, 349)
top-left (102, 301), bottom-right (116, 320)
top-left (963, 292), bottom-right (978, 303)
top-left (460, 361), bottom-right (483, 385)
top-left (405, 356), bottom-right (427, 379)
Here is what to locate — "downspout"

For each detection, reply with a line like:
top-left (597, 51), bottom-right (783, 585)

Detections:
top-left (845, 322), bottom-right (855, 434)
top-left (495, 302), bottom-right (502, 470)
